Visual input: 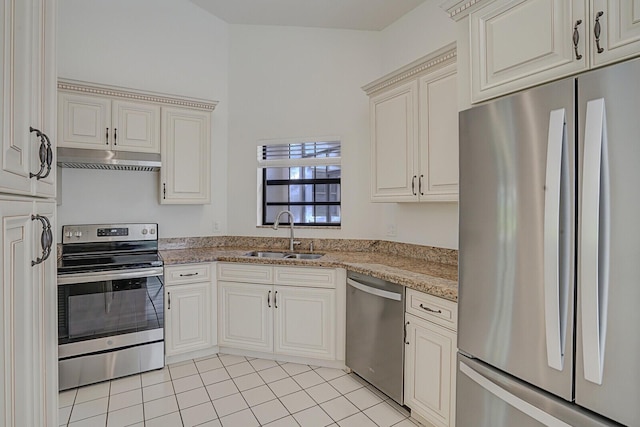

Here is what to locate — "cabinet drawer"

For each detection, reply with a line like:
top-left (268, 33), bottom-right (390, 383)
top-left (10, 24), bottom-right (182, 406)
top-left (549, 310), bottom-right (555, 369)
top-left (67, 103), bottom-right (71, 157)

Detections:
top-left (217, 263), bottom-right (272, 284)
top-left (274, 266), bottom-right (336, 288)
top-left (165, 263), bottom-right (212, 285)
top-left (406, 289), bottom-right (457, 331)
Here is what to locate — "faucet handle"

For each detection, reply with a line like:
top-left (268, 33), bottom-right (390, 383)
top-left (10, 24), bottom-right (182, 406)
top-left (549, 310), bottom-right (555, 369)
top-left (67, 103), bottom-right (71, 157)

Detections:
top-left (293, 240), bottom-right (301, 247)
top-left (309, 241), bottom-right (314, 252)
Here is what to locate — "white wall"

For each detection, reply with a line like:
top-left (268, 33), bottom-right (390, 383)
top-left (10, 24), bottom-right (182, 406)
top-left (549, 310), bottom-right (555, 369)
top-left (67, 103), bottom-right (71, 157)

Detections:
top-left (226, 25), bottom-right (382, 240)
top-left (377, 0), bottom-right (459, 249)
top-left (56, 0), bottom-right (229, 238)
top-left (57, 0), bottom-right (459, 248)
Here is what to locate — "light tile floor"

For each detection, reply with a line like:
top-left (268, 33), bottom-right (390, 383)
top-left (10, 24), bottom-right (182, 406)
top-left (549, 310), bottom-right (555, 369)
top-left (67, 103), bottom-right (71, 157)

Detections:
top-left (59, 354), bottom-right (422, 427)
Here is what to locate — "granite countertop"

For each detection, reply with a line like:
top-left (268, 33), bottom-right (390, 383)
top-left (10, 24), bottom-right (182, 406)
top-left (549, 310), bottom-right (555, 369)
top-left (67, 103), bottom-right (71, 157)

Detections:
top-left (160, 246), bottom-right (458, 302)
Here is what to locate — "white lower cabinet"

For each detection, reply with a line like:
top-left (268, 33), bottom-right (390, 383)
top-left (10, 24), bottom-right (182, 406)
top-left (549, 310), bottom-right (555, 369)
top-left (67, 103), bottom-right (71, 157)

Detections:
top-left (274, 286), bottom-right (336, 359)
top-left (0, 197), bottom-right (56, 427)
top-left (404, 289), bottom-right (457, 427)
top-left (217, 263), bottom-right (342, 362)
top-left (218, 282), bottom-right (273, 353)
top-left (164, 263), bottom-right (216, 358)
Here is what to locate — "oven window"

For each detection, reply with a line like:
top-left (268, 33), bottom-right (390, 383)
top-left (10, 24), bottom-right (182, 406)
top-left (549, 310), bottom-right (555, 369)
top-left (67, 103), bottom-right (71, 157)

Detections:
top-left (58, 276), bottom-right (164, 345)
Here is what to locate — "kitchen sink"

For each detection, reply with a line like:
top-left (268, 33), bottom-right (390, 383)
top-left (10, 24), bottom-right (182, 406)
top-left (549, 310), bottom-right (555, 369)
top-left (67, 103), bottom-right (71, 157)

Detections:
top-left (245, 251), bottom-right (324, 260)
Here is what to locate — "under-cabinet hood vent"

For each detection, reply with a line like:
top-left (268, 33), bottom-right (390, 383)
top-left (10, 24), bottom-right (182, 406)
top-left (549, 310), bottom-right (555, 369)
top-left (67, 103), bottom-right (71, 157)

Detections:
top-left (57, 147), bottom-right (161, 172)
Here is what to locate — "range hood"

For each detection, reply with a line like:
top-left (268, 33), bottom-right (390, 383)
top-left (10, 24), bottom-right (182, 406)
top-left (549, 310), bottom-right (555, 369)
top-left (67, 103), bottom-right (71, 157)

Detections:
top-left (57, 147), bottom-right (161, 172)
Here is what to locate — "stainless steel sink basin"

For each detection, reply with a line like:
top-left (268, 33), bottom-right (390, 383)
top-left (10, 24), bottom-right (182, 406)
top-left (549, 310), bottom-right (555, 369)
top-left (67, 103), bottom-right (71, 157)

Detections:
top-left (284, 253), bottom-right (324, 260)
top-left (246, 251), bottom-right (287, 258)
top-left (245, 251), bottom-right (324, 260)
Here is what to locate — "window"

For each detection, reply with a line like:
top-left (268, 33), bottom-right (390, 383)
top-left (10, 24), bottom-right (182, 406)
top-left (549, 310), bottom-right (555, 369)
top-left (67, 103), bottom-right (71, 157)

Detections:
top-left (258, 138), bottom-right (341, 226)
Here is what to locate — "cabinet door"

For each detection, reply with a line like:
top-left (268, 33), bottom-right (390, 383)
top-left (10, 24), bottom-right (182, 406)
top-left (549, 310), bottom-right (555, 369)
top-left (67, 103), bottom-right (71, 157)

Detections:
top-left (591, 0), bottom-right (640, 67)
top-left (418, 65), bottom-right (458, 202)
top-left (0, 198), bottom-right (57, 427)
top-left (112, 100), bottom-right (160, 153)
top-left (160, 107), bottom-right (211, 204)
top-left (370, 81), bottom-right (418, 202)
top-left (29, 0), bottom-right (56, 199)
top-left (165, 282), bottom-right (213, 356)
top-left (218, 282), bottom-right (273, 353)
top-left (470, 0), bottom-right (587, 102)
top-left (274, 286), bottom-right (336, 360)
top-left (404, 314), bottom-right (456, 427)
top-left (0, 0), bottom-right (34, 196)
top-left (32, 200), bottom-right (56, 427)
top-left (57, 93), bottom-right (110, 149)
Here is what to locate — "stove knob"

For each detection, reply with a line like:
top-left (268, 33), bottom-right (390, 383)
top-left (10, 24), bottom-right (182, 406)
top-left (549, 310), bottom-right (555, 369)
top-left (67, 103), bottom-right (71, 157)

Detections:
top-left (142, 229), bottom-right (148, 235)
top-left (74, 231), bottom-right (82, 238)
top-left (65, 231), bottom-right (73, 238)
top-left (150, 229), bottom-right (156, 235)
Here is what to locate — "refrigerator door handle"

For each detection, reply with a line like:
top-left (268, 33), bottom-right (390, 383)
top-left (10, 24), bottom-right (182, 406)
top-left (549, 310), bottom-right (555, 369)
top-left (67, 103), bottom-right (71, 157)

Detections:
top-left (543, 108), bottom-right (570, 371)
top-left (459, 361), bottom-right (573, 427)
top-left (580, 98), bottom-right (611, 385)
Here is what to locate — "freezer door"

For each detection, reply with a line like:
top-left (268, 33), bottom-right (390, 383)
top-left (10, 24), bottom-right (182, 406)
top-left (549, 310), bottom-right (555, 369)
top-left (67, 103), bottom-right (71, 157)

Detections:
top-left (458, 78), bottom-right (575, 400)
top-left (576, 57), bottom-right (640, 427)
top-left (457, 355), bottom-right (621, 427)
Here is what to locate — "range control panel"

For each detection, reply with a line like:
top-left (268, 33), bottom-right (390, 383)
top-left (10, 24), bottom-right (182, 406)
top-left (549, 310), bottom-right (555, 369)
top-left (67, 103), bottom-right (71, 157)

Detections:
top-left (62, 223), bottom-right (158, 244)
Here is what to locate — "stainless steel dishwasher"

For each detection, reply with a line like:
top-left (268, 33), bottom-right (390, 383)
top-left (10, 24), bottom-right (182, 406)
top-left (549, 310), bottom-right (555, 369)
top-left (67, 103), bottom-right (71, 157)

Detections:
top-left (346, 271), bottom-right (405, 405)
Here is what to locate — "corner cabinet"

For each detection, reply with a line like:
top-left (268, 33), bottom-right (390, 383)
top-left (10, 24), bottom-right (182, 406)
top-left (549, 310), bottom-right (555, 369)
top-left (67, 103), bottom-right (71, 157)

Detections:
top-left (160, 107), bottom-right (211, 204)
top-left (364, 43), bottom-right (458, 203)
top-left (461, 0), bottom-right (640, 103)
top-left (164, 263), bottom-right (217, 360)
top-left (404, 289), bottom-right (457, 427)
top-left (1, 0), bottom-right (57, 199)
top-left (217, 263), bottom-right (344, 363)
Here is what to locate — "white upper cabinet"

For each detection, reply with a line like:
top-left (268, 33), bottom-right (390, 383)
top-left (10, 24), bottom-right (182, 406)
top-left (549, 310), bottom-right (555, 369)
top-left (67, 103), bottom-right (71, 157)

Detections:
top-left (57, 79), bottom-right (217, 204)
top-left (369, 81), bottom-right (418, 202)
top-left (470, 0), bottom-right (587, 103)
top-left (590, 0), bottom-right (640, 67)
top-left (58, 93), bottom-right (160, 153)
top-left (1, 0), bottom-right (56, 198)
top-left (465, 0), bottom-right (640, 103)
top-left (160, 107), bottom-right (211, 204)
top-left (364, 43), bottom-right (458, 203)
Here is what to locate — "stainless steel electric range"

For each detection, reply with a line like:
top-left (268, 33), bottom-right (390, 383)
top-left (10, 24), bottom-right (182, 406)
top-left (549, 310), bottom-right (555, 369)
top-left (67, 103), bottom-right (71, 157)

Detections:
top-left (57, 223), bottom-right (164, 391)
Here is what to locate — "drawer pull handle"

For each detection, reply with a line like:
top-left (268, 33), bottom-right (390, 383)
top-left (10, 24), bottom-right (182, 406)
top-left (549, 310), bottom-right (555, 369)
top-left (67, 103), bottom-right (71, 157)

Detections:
top-left (179, 272), bottom-right (199, 277)
top-left (420, 303), bottom-right (442, 314)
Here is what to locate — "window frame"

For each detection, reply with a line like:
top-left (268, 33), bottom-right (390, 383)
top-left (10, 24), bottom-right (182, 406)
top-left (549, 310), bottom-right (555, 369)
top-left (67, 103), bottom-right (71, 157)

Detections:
top-left (257, 137), bottom-right (342, 227)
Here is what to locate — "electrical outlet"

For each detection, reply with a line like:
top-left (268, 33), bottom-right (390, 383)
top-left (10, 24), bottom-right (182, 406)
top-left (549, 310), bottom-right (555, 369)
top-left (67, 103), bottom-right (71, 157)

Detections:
top-left (213, 221), bottom-right (220, 232)
top-left (386, 224), bottom-right (397, 237)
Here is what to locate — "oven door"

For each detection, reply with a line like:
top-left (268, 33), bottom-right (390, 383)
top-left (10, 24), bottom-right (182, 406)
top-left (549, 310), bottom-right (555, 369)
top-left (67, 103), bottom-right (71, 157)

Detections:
top-left (58, 267), bottom-right (164, 358)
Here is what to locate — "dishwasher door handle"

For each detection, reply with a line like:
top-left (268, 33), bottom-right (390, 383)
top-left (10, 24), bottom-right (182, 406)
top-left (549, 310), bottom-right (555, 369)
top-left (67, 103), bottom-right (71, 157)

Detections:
top-left (347, 278), bottom-right (402, 301)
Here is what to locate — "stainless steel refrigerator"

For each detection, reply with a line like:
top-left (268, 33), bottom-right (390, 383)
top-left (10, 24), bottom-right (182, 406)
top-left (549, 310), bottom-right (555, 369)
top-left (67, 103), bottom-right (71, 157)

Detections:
top-left (457, 58), bottom-right (640, 427)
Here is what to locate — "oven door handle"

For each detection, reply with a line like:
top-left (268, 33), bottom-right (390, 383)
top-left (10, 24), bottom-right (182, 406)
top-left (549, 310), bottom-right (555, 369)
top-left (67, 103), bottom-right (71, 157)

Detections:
top-left (57, 267), bottom-right (164, 285)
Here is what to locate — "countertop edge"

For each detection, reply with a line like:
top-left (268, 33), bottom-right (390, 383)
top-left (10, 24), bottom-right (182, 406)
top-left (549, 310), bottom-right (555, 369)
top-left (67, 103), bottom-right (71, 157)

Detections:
top-left (160, 248), bottom-right (458, 303)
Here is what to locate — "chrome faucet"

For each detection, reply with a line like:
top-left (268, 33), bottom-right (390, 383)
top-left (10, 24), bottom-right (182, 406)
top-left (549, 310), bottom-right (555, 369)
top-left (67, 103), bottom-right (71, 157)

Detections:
top-left (273, 210), bottom-right (300, 251)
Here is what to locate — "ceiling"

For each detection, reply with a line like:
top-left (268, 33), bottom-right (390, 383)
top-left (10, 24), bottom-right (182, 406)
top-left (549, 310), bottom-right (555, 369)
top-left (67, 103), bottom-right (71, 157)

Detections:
top-left (190, 0), bottom-right (427, 31)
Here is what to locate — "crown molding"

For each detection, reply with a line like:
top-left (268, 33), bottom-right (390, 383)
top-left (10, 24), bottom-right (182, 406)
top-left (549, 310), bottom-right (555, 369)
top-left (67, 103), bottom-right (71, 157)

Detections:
top-left (362, 42), bottom-right (456, 96)
top-left (439, 0), bottom-right (492, 21)
top-left (58, 78), bottom-right (219, 111)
